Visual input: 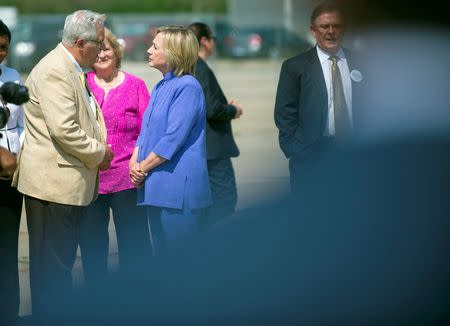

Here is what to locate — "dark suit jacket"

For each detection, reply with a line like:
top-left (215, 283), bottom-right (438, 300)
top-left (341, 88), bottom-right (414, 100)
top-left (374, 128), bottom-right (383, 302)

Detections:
top-left (195, 57), bottom-right (239, 160)
top-left (274, 46), bottom-right (364, 161)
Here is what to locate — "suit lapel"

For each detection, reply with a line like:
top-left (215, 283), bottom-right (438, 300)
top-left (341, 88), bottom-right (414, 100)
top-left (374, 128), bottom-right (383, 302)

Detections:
top-left (77, 72), bottom-right (98, 123)
top-left (95, 100), bottom-right (107, 144)
top-left (343, 49), bottom-right (364, 126)
top-left (307, 48), bottom-right (328, 125)
top-left (308, 48), bottom-right (327, 99)
top-left (79, 74), bottom-right (105, 143)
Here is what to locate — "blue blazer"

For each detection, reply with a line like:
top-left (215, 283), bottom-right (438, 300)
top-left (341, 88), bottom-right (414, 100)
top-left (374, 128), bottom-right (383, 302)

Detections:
top-left (136, 72), bottom-right (212, 209)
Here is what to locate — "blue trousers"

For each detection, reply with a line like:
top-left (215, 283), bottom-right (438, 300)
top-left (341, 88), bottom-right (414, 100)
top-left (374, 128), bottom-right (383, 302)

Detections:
top-left (146, 203), bottom-right (202, 255)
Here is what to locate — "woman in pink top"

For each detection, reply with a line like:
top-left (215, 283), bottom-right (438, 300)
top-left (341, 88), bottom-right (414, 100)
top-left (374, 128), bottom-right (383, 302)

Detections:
top-left (80, 28), bottom-right (151, 282)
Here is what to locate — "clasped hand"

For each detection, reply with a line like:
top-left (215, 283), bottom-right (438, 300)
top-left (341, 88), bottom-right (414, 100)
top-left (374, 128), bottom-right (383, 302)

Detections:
top-left (129, 161), bottom-right (147, 188)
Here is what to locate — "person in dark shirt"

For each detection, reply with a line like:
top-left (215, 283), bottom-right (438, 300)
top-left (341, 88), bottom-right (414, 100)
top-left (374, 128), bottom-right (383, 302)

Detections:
top-left (188, 22), bottom-right (243, 230)
top-left (0, 18), bottom-right (23, 326)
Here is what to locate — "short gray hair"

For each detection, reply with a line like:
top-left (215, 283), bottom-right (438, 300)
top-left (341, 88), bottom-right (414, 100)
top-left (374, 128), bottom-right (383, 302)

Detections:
top-left (62, 10), bottom-right (106, 45)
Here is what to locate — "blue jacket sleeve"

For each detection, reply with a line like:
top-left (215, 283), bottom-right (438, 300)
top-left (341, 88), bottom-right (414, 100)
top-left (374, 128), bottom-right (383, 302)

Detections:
top-left (152, 84), bottom-right (203, 160)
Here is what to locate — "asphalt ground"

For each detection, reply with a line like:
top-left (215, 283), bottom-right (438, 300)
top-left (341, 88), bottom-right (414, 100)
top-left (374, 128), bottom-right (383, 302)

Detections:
top-left (17, 58), bottom-right (290, 316)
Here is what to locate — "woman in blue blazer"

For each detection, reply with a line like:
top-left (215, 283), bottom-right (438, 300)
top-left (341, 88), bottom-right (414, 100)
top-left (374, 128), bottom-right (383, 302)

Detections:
top-left (130, 26), bottom-right (211, 254)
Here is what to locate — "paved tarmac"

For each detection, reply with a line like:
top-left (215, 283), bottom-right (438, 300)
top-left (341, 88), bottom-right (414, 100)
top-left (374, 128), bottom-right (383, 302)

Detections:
top-left (17, 58), bottom-right (290, 316)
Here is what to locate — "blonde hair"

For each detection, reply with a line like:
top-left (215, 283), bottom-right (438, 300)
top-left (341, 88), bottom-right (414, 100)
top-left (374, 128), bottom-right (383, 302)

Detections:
top-left (104, 27), bottom-right (124, 68)
top-left (156, 25), bottom-right (199, 76)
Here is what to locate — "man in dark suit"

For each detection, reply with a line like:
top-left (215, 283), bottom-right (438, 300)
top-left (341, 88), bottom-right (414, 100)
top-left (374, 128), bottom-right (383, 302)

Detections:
top-left (274, 1), bottom-right (364, 192)
top-left (189, 22), bottom-right (243, 228)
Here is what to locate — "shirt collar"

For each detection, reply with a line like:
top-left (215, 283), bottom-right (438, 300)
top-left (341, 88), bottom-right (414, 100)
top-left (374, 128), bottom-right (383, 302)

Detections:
top-left (163, 71), bottom-right (176, 81)
top-left (60, 43), bottom-right (83, 74)
top-left (316, 45), bottom-right (346, 64)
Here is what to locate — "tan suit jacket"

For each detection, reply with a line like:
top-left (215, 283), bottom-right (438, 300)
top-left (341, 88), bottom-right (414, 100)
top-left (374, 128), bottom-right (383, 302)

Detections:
top-left (14, 44), bottom-right (107, 206)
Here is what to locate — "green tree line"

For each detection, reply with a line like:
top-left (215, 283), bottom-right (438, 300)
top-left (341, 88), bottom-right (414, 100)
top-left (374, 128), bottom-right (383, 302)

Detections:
top-left (1, 0), bottom-right (226, 14)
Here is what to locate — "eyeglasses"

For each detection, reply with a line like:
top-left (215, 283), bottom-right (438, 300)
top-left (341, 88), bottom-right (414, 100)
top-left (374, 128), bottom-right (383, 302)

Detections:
top-left (86, 39), bottom-right (105, 49)
top-left (313, 24), bottom-right (344, 32)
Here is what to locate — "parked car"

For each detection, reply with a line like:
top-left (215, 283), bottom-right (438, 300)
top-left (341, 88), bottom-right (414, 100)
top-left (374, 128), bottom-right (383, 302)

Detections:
top-left (111, 16), bottom-right (192, 62)
top-left (9, 15), bottom-right (66, 73)
top-left (219, 26), bottom-right (313, 59)
top-left (113, 20), bottom-right (155, 61)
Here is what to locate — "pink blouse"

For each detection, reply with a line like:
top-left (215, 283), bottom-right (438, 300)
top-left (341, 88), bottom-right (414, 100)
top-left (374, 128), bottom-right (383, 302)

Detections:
top-left (87, 71), bottom-right (150, 194)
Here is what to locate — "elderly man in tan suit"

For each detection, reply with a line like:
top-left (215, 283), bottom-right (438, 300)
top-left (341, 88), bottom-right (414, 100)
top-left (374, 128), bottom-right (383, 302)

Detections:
top-left (13, 10), bottom-right (114, 324)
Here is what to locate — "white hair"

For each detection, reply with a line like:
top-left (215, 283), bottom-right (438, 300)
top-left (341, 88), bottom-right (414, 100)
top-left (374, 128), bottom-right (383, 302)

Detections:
top-left (62, 10), bottom-right (106, 45)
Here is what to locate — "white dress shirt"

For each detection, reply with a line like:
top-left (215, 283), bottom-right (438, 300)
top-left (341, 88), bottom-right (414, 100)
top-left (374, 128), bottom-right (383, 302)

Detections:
top-left (316, 46), bottom-right (353, 136)
top-left (0, 64), bottom-right (24, 155)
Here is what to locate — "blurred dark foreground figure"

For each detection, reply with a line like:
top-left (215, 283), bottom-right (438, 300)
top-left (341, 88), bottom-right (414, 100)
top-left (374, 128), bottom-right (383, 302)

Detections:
top-left (45, 132), bottom-right (450, 326)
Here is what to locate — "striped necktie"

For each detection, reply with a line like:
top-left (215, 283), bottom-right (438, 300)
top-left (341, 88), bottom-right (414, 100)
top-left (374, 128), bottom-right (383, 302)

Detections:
top-left (330, 56), bottom-right (351, 136)
top-left (80, 72), bottom-right (89, 94)
top-left (80, 73), bottom-right (98, 118)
